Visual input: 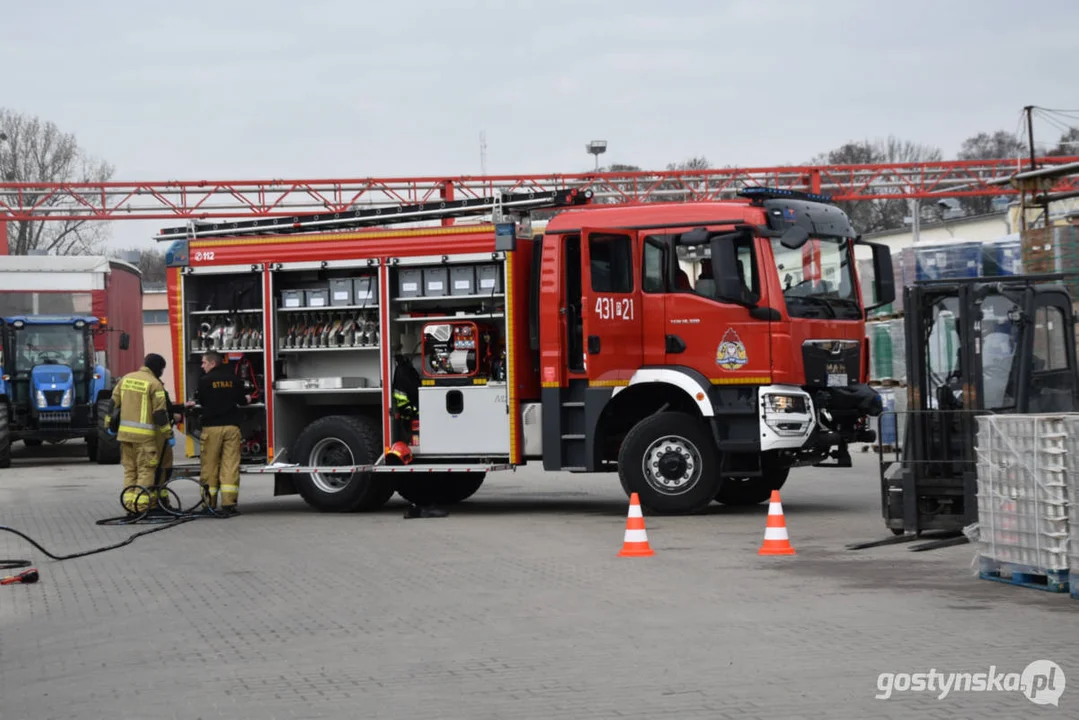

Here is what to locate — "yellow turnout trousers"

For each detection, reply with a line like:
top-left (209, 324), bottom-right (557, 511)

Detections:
top-left (120, 438), bottom-right (167, 512)
top-left (200, 425), bottom-right (242, 508)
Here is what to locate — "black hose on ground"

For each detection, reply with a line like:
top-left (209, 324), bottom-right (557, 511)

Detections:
top-left (0, 475), bottom-right (232, 570)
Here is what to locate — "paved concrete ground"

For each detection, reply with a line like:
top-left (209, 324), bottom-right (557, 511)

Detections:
top-left (1, 439), bottom-right (1076, 720)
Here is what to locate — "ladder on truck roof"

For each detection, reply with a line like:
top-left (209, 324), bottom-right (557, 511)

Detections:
top-left (153, 188), bottom-right (593, 242)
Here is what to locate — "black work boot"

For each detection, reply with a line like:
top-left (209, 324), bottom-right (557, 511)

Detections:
top-left (220, 505), bottom-right (241, 517)
top-left (404, 504), bottom-right (448, 519)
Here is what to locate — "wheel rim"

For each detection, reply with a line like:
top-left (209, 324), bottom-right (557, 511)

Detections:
top-left (309, 437), bottom-right (356, 493)
top-left (641, 434), bottom-right (702, 496)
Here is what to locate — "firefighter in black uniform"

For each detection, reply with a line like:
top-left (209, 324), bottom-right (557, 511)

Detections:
top-left (186, 350), bottom-right (249, 515)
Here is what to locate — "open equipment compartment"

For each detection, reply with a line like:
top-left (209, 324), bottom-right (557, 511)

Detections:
top-left (269, 259), bottom-right (385, 463)
top-left (386, 252), bottom-right (511, 459)
top-left (180, 264), bottom-right (269, 464)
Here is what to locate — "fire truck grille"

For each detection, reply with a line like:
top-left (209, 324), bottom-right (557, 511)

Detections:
top-left (802, 340), bottom-right (861, 388)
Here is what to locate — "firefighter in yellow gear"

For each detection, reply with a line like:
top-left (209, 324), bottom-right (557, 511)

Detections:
top-left (186, 350), bottom-right (249, 516)
top-left (107, 353), bottom-right (173, 513)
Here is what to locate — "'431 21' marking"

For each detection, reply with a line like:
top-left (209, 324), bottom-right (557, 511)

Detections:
top-left (193, 250), bottom-right (215, 262)
top-left (595, 296), bottom-right (634, 321)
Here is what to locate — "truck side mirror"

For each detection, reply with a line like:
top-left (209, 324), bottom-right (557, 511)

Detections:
top-left (119, 332), bottom-right (130, 351)
top-left (711, 234), bottom-right (756, 307)
top-left (779, 225), bottom-right (810, 249)
top-left (867, 242), bottom-right (896, 310)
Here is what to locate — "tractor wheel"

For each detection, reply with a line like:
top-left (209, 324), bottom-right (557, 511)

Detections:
top-left (395, 473), bottom-right (486, 506)
top-left (95, 398), bottom-right (122, 465)
top-left (0, 405), bottom-right (11, 469)
top-left (617, 411), bottom-right (721, 515)
top-left (291, 414), bottom-right (394, 512)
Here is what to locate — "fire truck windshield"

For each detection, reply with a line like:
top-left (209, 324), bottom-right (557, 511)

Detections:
top-left (769, 236), bottom-right (861, 320)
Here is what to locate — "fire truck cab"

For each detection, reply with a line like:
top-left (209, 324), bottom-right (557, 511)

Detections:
top-left (160, 187), bottom-right (894, 515)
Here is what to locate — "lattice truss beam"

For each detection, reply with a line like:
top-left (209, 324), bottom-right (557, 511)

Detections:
top-left (1, 157), bottom-right (1077, 222)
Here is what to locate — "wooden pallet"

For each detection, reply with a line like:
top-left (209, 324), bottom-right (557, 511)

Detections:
top-left (978, 557), bottom-right (1070, 593)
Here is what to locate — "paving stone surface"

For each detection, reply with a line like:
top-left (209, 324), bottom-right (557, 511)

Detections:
top-left (1, 440), bottom-right (1076, 719)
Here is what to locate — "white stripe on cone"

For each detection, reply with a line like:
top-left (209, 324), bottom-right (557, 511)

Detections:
top-left (764, 526), bottom-right (789, 541)
top-left (628, 504), bottom-right (643, 519)
top-left (768, 502), bottom-right (783, 515)
top-left (623, 529), bottom-right (649, 543)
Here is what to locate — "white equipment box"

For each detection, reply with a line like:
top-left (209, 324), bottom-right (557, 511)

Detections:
top-left (417, 385), bottom-right (510, 455)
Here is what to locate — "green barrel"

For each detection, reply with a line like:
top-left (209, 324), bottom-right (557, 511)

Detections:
top-left (871, 323), bottom-right (893, 381)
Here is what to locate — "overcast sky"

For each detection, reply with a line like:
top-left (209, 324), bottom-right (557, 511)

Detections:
top-left (3, 0), bottom-right (1077, 252)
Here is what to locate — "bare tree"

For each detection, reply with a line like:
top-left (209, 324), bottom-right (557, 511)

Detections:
top-left (808, 136), bottom-right (943, 233)
top-left (653, 156), bottom-right (712, 203)
top-left (955, 130), bottom-right (1026, 215)
top-left (0, 108), bottom-right (114, 255)
top-left (113, 246), bottom-right (167, 285)
top-left (1046, 126), bottom-right (1079, 156)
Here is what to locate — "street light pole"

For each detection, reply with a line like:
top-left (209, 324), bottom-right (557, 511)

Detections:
top-left (0, 131), bottom-right (9, 255)
top-left (586, 140), bottom-right (607, 172)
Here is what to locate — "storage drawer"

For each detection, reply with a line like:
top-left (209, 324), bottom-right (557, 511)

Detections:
top-left (417, 385), bottom-right (510, 455)
top-left (329, 279), bottom-right (354, 306)
top-left (423, 267), bottom-right (449, 297)
top-left (450, 265), bottom-right (476, 296)
top-left (281, 289), bottom-right (304, 309)
top-left (398, 269), bottom-right (423, 298)
top-left (354, 276), bottom-right (377, 305)
top-left (476, 264), bottom-right (502, 293)
top-left (305, 289), bottom-right (330, 308)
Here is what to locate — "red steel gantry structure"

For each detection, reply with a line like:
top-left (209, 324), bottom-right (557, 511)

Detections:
top-left (2, 157), bottom-right (1078, 251)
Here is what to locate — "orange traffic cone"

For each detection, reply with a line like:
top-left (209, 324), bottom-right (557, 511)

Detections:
top-left (618, 493), bottom-right (655, 557)
top-left (758, 490), bottom-right (796, 556)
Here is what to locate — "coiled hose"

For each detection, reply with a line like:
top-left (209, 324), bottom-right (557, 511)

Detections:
top-left (1, 474), bottom-right (231, 571)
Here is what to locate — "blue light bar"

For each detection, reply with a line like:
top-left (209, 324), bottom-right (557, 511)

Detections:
top-left (738, 186), bottom-right (834, 204)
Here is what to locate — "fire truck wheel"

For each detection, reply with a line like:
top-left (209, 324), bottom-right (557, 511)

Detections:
top-left (0, 404), bottom-right (11, 469)
top-left (95, 398), bottom-right (122, 465)
top-left (395, 473), bottom-right (486, 506)
top-left (714, 471), bottom-right (789, 506)
top-left (23, 438), bottom-right (43, 448)
top-left (291, 415), bottom-right (394, 512)
top-left (618, 411), bottom-right (720, 515)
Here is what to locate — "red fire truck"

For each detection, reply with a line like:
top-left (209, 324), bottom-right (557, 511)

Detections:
top-left (158, 187), bottom-right (895, 514)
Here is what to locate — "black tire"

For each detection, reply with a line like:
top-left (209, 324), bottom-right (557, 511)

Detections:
top-left (395, 473), bottom-right (486, 506)
top-left (715, 471), bottom-right (789, 506)
top-left (0, 404), bottom-right (11, 469)
top-left (95, 398), bottom-right (122, 465)
top-left (23, 438), bottom-right (43, 448)
top-left (86, 433), bottom-right (97, 461)
top-left (617, 411), bottom-right (721, 515)
top-left (291, 414), bottom-right (394, 512)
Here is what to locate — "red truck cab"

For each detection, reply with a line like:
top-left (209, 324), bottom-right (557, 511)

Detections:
top-left (530, 187), bottom-right (894, 511)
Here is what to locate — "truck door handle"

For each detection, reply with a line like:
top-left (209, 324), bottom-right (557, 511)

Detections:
top-left (665, 334), bottom-right (686, 354)
top-left (587, 335), bottom-right (601, 354)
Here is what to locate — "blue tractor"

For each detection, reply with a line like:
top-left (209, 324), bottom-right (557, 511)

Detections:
top-left (0, 315), bottom-right (125, 468)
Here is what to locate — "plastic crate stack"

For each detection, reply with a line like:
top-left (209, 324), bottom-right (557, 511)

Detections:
top-left (914, 239), bottom-right (984, 281)
top-left (974, 415), bottom-right (1071, 575)
top-left (866, 319), bottom-right (906, 384)
top-left (1065, 415), bottom-right (1079, 598)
